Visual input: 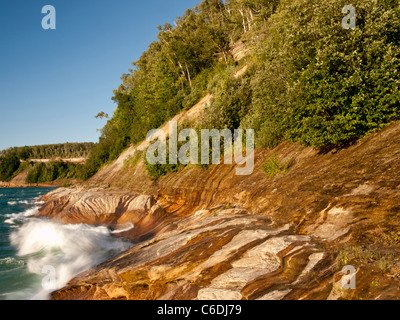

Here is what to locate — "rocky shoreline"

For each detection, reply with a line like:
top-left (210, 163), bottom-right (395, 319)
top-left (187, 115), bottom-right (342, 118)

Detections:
top-left (0, 182), bottom-right (61, 188)
top-left (35, 187), bottom-right (335, 300)
top-left (32, 121), bottom-right (400, 300)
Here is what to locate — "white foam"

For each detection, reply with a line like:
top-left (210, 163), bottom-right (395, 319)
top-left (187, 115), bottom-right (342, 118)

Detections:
top-left (0, 257), bottom-right (25, 266)
top-left (111, 223), bottom-right (134, 234)
top-left (4, 206), bottom-right (40, 225)
top-left (7, 199), bottom-right (42, 206)
top-left (7, 200), bottom-right (32, 206)
top-left (9, 219), bottom-right (131, 300)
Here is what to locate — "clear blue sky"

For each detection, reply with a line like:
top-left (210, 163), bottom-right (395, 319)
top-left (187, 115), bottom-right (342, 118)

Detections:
top-left (0, 0), bottom-right (201, 151)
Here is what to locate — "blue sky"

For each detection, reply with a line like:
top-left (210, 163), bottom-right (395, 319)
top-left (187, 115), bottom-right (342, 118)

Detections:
top-left (0, 0), bottom-right (201, 151)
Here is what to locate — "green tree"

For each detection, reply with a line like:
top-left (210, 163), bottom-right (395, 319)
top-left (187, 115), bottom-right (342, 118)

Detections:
top-left (0, 154), bottom-right (20, 182)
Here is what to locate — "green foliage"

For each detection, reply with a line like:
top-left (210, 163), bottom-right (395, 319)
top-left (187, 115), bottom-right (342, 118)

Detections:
top-left (336, 245), bottom-right (397, 273)
top-left (0, 143), bottom-right (95, 160)
top-left (25, 163), bottom-right (44, 184)
top-left (83, 0), bottom-right (254, 179)
top-left (204, 0), bottom-right (400, 150)
top-left (25, 161), bottom-right (84, 184)
top-left (95, 112), bottom-right (109, 119)
top-left (84, 0), bottom-right (400, 179)
top-left (144, 123), bottom-right (247, 179)
top-left (145, 161), bottom-right (180, 181)
top-left (10, 161), bottom-right (31, 180)
top-left (261, 154), bottom-right (293, 178)
top-left (0, 142), bottom-right (93, 183)
top-left (182, 67), bottom-right (216, 110)
top-left (205, 66), bottom-right (253, 130)
top-left (277, 0), bottom-right (399, 147)
top-left (81, 142), bottom-right (112, 180)
top-left (0, 154), bottom-right (20, 182)
top-left (144, 142), bottom-right (184, 180)
top-left (124, 151), bottom-right (144, 170)
top-left (240, 62), bottom-right (290, 149)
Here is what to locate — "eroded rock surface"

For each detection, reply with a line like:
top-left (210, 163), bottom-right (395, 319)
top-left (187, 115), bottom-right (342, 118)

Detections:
top-left (49, 212), bottom-right (333, 300)
top-left (35, 121), bottom-right (400, 300)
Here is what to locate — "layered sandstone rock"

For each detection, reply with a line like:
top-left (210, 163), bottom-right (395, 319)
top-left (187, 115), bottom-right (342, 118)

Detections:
top-left (35, 121), bottom-right (400, 300)
top-left (50, 212), bottom-right (335, 300)
top-left (37, 188), bottom-right (155, 224)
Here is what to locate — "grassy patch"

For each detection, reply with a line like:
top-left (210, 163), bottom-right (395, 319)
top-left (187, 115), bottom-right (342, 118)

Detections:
top-left (124, 151), bottom-right (143, 170)
top-left (336, 245), bottom-right (399, 273)
top-left (261, 154), bottom-right (294, 178)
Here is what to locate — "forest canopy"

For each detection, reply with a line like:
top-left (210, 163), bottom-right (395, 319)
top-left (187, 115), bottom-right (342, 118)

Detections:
top-left (47, 0), bottom-right (400, 179)
top-left (0, 142), bottom-right (95, 160)
top-left (0, 142), bottom-right (95, 182)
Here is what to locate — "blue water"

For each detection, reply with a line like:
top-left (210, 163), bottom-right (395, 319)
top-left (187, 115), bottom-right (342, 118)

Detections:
top-left (0, 188), bottom-right (130, 300)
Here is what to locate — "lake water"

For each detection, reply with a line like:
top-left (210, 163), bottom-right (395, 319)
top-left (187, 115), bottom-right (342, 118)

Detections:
top-left (0, 188), bottom-right (130, 300)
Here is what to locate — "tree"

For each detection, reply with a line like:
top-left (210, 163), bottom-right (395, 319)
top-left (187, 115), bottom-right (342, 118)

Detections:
top-left (95, 112), bottom-right (109, 119)
top-left (0, 154), bottom-right (20, 181)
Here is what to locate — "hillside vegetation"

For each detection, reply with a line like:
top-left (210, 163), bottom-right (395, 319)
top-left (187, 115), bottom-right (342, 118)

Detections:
top-left (30, 0), bottom-right (400, 300)
top-left (0, 142), bottom-right (95, 183)
top-left (0, 142), bottom-right (95, 160)
top-left (82, 0), bottom-right (400, 180)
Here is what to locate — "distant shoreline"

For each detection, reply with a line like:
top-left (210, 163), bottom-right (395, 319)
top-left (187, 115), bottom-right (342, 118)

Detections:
top-left (0, 182), bottom-right (65, 188)
top-left (0, 174), bottom-right (77, 189)
top-left (0, 167), bottom-right (79, 189)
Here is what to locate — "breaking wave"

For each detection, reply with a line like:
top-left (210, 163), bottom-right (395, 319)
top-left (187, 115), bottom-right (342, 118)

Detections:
top-left (9, 219), bottom-right (131, 299)
top-left (4, 204), bottom-right (41, 227)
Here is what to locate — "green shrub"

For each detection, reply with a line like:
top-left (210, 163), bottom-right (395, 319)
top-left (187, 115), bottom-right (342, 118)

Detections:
top-left (26, 161), bottom-right (84, 183)
top-left (124, 151), bottom-right (143, 170)
top-left (26, 163), bottom-right (45, 184)
top-left (144, 138), bottom-right (185, 180)
top-left (10, 161), bottom-right (31, 180)
top-left (274, 0), bottom-right (400, 148)
top-left (0, 154), bottom-right (20, 182)
top-left (261, 154), bottom-right (293, 178)
top-left (82, 0), bottom-right (400, 180)
top-left (233, 0), bottom-right (400, 150)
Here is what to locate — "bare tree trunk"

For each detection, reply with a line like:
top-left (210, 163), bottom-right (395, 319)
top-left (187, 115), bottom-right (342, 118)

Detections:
top-left (223, 51), bottom-right (228, 65)
top-left (185, 63), bottom-right (192, 87)
top-left (177, 60), bottom-right (187, 80)
top-left (160, 38), bottom-right (184, 82)
top-left (238, 9), bottom-right (247, 33)
top-left (247, 9), bottom-right (254, 31)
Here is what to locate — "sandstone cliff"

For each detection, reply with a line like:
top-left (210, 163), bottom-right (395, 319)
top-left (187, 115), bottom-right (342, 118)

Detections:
top-left (35, 118), bottom-right (400, 300)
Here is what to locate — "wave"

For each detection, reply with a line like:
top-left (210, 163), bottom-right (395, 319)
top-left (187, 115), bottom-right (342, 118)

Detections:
top-left (7, 200), bottom-right (33, 206)
top-left (111, 223), bottom-right (134, 234)
top-left (9, 219), bottom-right (131, 299)
top-left (4, 206), bottom-right (41, 226)
top-left (0, 257), bottom-right (25, 267)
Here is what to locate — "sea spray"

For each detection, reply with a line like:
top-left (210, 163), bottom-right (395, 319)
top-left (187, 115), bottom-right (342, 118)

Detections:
top-left (111, 223), bottom-right (134, 234)
top-left (0, 188), bottom-right (132, 300)
top-left (9, 219), bottom-right (131, 299)
top-left (4, 203), bottom-right (41, 226)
